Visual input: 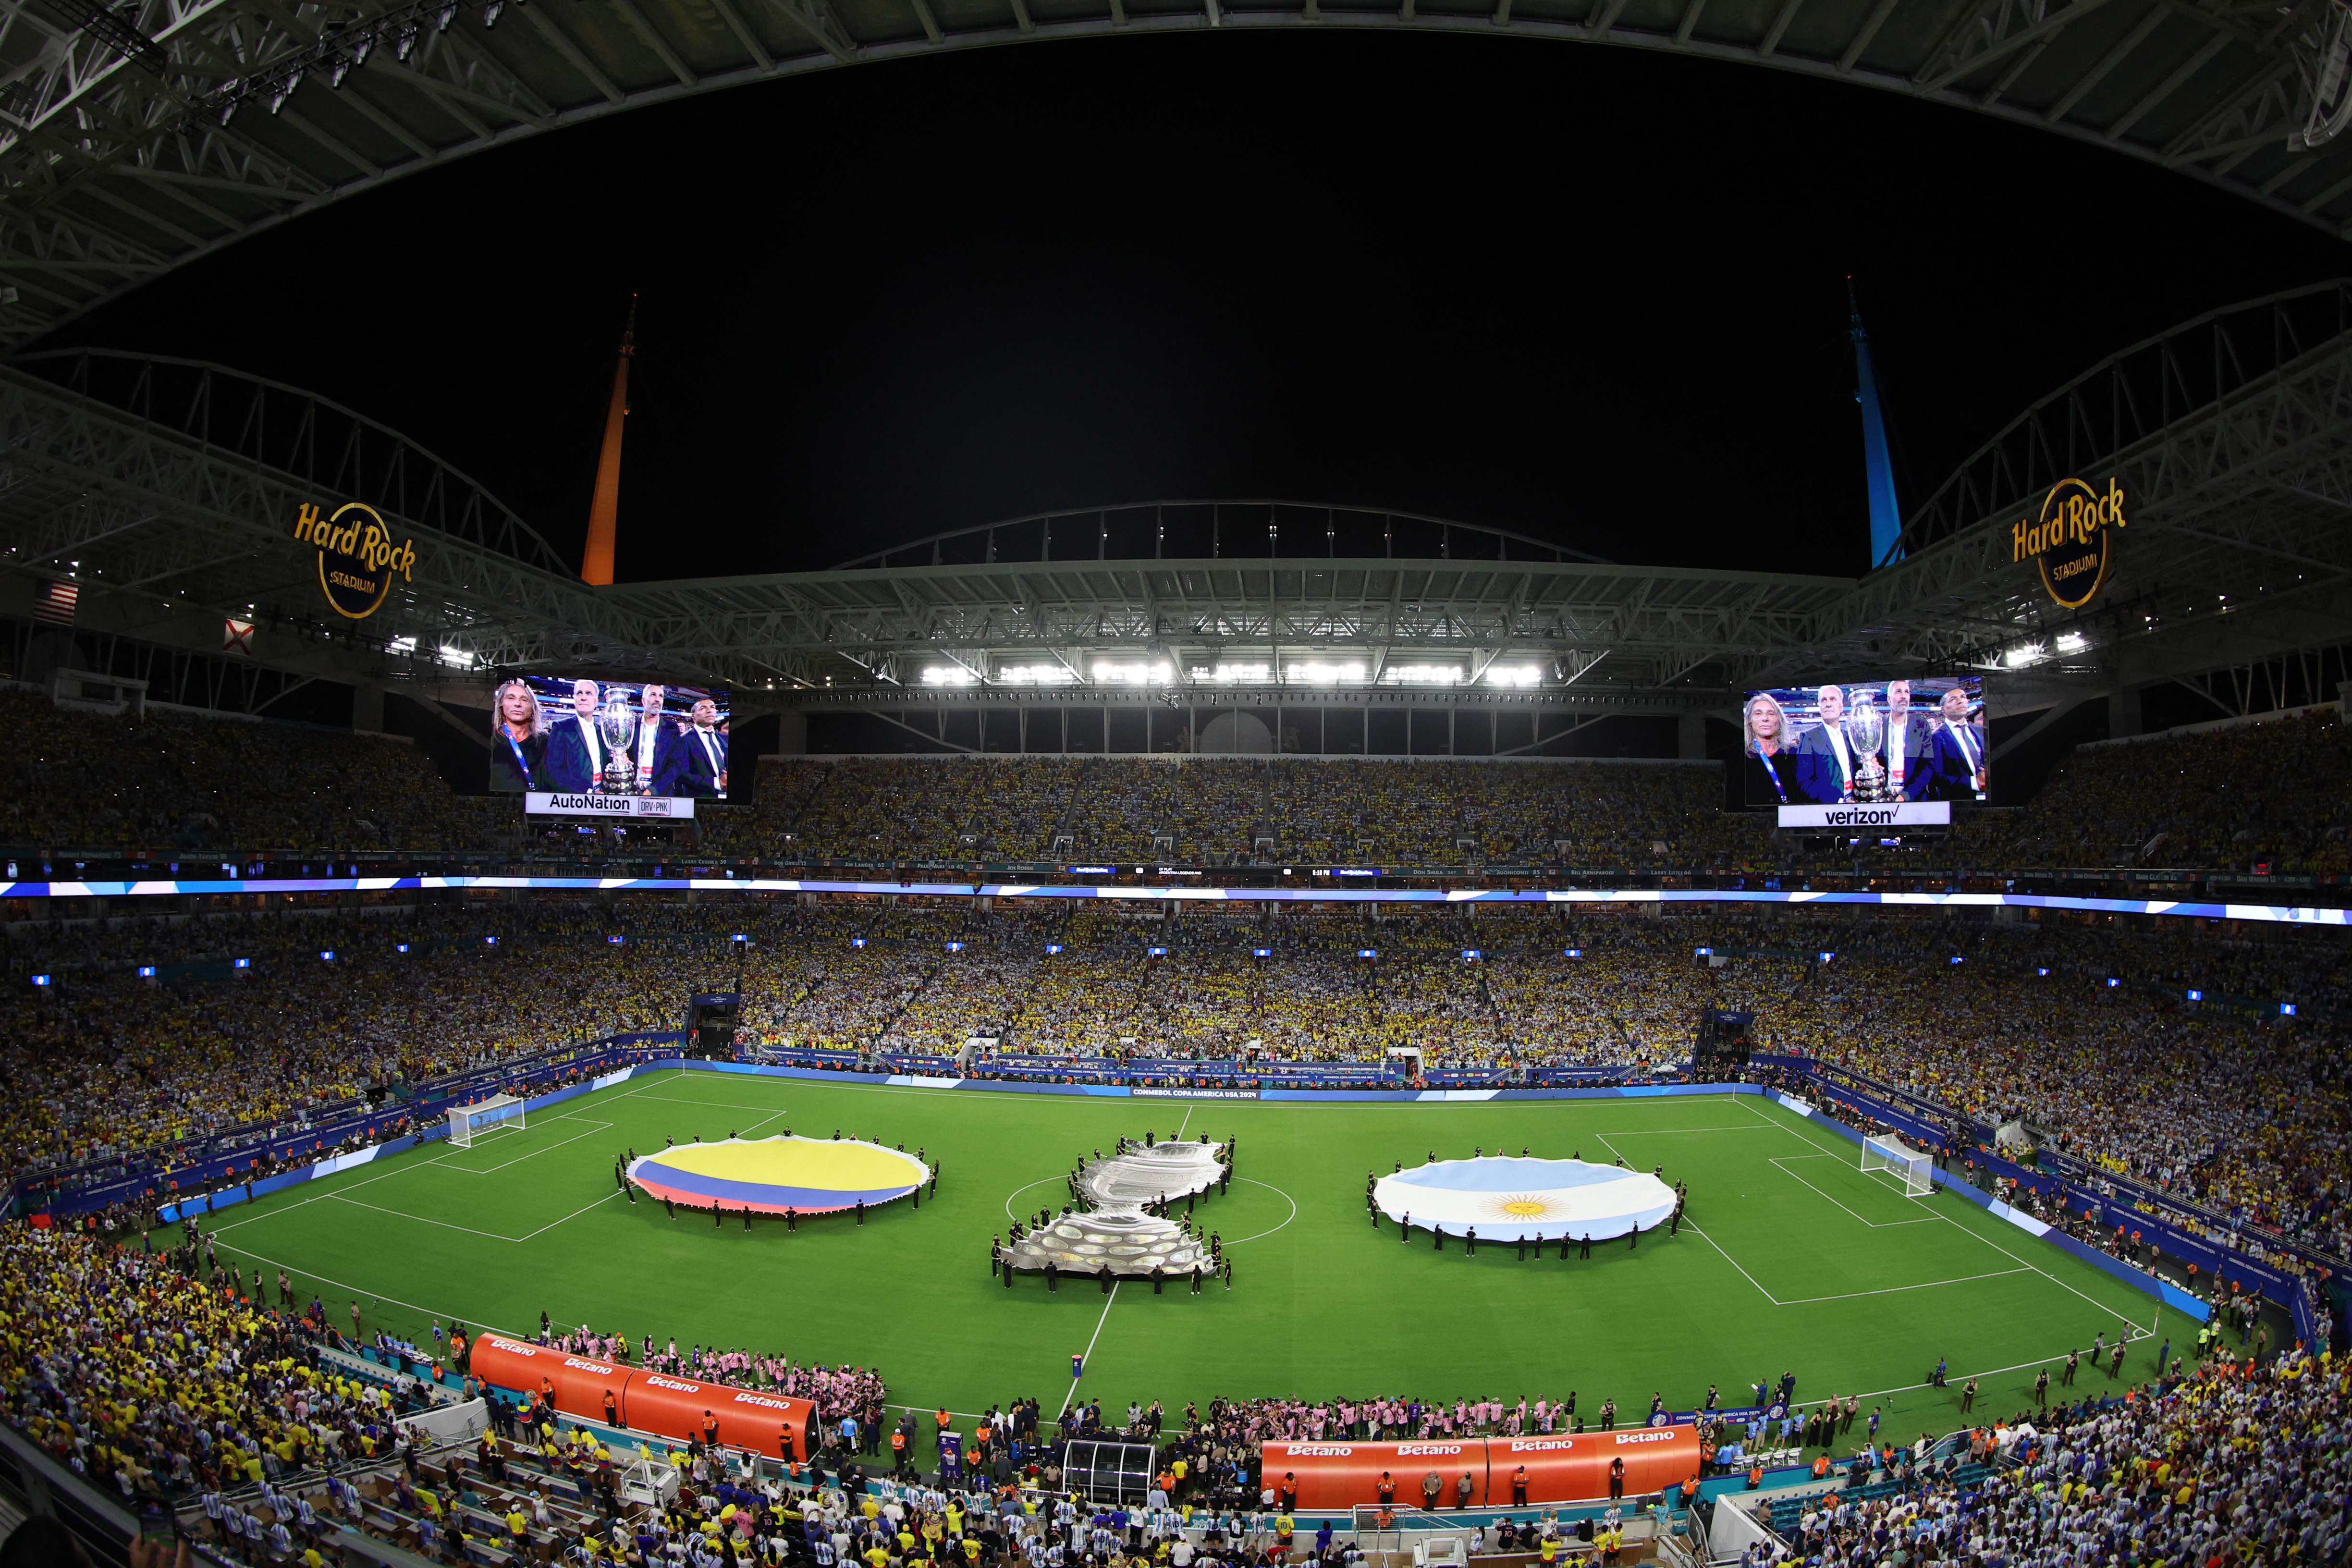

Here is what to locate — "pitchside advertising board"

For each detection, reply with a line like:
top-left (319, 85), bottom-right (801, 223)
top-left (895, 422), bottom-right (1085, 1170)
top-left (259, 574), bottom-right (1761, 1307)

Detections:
top-left (467, 1335), bottom-right (816, 1457)
top-left (1262, 1429), bottom-right (1702, 1508)
top-left (487, 674), bottom-right (731, 808)
top-left (1739, 674), bottom-right (1988, 821)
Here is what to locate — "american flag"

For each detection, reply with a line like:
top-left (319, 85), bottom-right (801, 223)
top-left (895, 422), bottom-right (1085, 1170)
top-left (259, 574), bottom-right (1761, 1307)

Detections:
top-left (30, 580), bottom-right (77, 625)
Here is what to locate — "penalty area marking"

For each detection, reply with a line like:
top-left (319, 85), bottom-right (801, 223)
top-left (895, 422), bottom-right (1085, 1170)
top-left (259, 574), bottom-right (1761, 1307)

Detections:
top-left (1768, 1155), bottom-right (1937, 1228)
top-left (1732, 1095), bottom-right (2169, 1334)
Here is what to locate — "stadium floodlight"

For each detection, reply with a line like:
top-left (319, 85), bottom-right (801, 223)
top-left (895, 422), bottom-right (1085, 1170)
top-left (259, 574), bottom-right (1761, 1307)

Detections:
top-left (1091, 660), bottom-right (1172, 685)
top-left (447, 1094), bottom-right (525, 1148)
top-left (1382, 664), bottom-right (1463, 685)
top-left (2005, 642), bottom-right (2046, 667)
top-left (1289, 661), bottom-right (1365, 686)
top-left (921, 666), bottom-right (977, 686)
top-left (1861, 1133), bottom-right (1933, 1197)
top-left (1483, 663), bottom-right (1543, 687)
top-left (1205, 662), bottom-right (1272, 684)
top-left (2055, 632), bottom-right (2088, 653)
top-left (437, 645), bottom-right (473, 669)
top-left (998, 664), bottom-right (1076, 685)
top-left (2186, 989), bottom-right (2203, 1001)
top-left (389, 635), bottom-right (417, 655)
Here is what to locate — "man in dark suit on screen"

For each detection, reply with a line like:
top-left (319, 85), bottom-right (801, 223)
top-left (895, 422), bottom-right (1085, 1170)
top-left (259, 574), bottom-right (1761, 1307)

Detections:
top-left (1883, 680), bottom-right (1936, 802)
top-left (623, 683), bottom-right (687, 796)
top-left (1927, 686), bottom-right (1990, 801)
top-left (1795, 684), bottom-right (1862, 804)
top-left (677, 697), bottom-right (728, 797)
top-left (545, 679), bottom-right (612, 793)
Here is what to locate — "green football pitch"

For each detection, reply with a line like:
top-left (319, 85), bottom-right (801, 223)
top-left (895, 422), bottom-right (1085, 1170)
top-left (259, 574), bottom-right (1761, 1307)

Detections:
top-left (181, 1071), bottom-right (2196, 1437)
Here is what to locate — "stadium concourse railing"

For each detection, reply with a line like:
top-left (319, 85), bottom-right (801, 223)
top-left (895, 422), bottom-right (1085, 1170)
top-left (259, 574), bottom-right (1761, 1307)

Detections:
top-left (4, 845), bottom-right (2350, 906)
top-left (1753, 1054), bottom-right (2343, 1359)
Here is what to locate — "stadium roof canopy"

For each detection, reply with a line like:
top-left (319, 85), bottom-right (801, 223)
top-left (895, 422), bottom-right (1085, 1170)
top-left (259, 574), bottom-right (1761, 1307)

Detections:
top-left (3, 283), bottom-right (2350, 722)
top-left (5, 0), bottom-right (2352, 351)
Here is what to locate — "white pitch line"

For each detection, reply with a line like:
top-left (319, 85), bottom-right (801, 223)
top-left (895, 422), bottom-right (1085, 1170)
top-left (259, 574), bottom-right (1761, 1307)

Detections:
top-left (1776, 1266), bottom-right (2032, 1305)
top-left (328, 1194), bottom-right (525, 1242)
top-left (1222, 1178), bottom-right (1298, 1247)
top-left (514, 1188), bottom-right (626, 1242)
top-left (1736, 1095), bottom-right (2165, 1332)
top-left (1059, 1282), bottom-right (1121, 1419)
top-left (1176, 1105), bottom-right (1194, 1140)
top-left (1682, 1222), bottom-right (1782, 1306)
top-left (439, 1117), bottom-right (616, 1175)
top-left (1769, 1157), bottom-right (1937, 1229)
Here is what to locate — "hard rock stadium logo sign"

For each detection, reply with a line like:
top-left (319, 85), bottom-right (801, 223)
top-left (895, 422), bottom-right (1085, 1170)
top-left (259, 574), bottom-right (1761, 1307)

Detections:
top-left (293, 501), bottom-right (417, 619)
top-left (2011, 477), bottom-right (2126, 609)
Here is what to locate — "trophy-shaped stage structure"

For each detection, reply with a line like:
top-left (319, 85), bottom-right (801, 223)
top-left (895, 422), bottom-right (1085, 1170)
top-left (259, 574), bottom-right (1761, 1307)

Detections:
top-left (1003, 1138), bottom-right (1223, 1278)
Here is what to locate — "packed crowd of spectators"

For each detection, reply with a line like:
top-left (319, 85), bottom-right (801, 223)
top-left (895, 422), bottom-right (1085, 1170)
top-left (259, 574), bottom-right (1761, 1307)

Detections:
top-left (1753, 1347), bottom-right (2351, 1568)
top-left (6, 684), bottom-right (2351, 877)
top-left (0, 688), bottom-right (498, 853)
top-left (12, 889), bottom-right (2346, 1267)
top-left (9, 1207), bottom-right (2340, 1568)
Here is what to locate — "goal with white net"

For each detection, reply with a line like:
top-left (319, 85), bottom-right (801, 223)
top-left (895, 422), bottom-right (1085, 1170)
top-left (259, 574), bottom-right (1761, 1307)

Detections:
top-left (447, 1094), bottom-right (527, 1148)
top-left (1861, 1132), bottom-right (1934, 1197)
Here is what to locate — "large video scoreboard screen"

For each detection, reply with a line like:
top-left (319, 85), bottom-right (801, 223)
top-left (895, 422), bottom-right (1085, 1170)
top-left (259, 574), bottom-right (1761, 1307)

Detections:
top-left (1740, 675), bottom-right (1986, 821)
top-left (486, 675), bottom-right (731, 805)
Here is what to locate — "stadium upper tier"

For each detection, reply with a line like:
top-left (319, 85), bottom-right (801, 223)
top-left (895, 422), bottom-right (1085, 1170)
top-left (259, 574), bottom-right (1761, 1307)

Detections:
top-left (5, 690), bottom-right (2349, 877)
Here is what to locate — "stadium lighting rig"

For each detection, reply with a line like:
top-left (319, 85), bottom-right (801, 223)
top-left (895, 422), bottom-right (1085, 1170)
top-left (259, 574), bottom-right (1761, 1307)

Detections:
top-left (181, 0), bottom-right (512, 127)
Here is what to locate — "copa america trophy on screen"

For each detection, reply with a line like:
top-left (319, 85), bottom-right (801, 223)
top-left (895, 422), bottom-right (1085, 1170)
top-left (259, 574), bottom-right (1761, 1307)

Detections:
top-left (1844, 695), bottom-right (1889, 802)
top-left (596, 691), bottom-right (640, 795)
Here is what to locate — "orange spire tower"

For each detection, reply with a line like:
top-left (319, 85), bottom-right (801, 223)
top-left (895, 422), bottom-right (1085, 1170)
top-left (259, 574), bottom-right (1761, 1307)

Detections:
top-left (580, 295), bottom-right (637, 586)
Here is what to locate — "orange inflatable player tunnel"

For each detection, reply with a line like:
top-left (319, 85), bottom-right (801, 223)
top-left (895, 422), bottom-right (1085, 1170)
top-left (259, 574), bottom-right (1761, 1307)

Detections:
top-left (622, 1370), bottom-right (818, 1460)
top-left (469, 1335), bottom-right (632, 1425)
top-left (1491, 1428), bottom-right (1703, 1504)
top-left (1261, 1441), bottom-right (1490, 1510)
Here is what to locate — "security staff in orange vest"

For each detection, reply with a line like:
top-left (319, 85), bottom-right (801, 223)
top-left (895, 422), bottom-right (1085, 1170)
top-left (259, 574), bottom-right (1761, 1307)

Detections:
top-left (1512, 1465), bottom-right (1529, 1505)
top-left (1377, 1473), bottom-right (1396, 1507)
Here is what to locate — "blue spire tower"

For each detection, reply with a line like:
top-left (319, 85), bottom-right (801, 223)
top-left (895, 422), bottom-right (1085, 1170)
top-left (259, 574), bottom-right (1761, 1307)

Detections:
top-left (1848, 279), bottom-right (1903, 568)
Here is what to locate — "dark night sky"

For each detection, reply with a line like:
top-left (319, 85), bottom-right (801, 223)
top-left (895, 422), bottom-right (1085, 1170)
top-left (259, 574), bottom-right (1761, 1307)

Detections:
top-left (56, 31), bottom-right (2352, 581)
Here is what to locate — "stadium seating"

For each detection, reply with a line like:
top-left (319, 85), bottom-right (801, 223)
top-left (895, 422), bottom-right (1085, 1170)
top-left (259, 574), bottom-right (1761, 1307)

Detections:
top-left (5, 688), bottom-right (2347, 875)
top-left (4, 695), bottom-right (2350, 1568)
